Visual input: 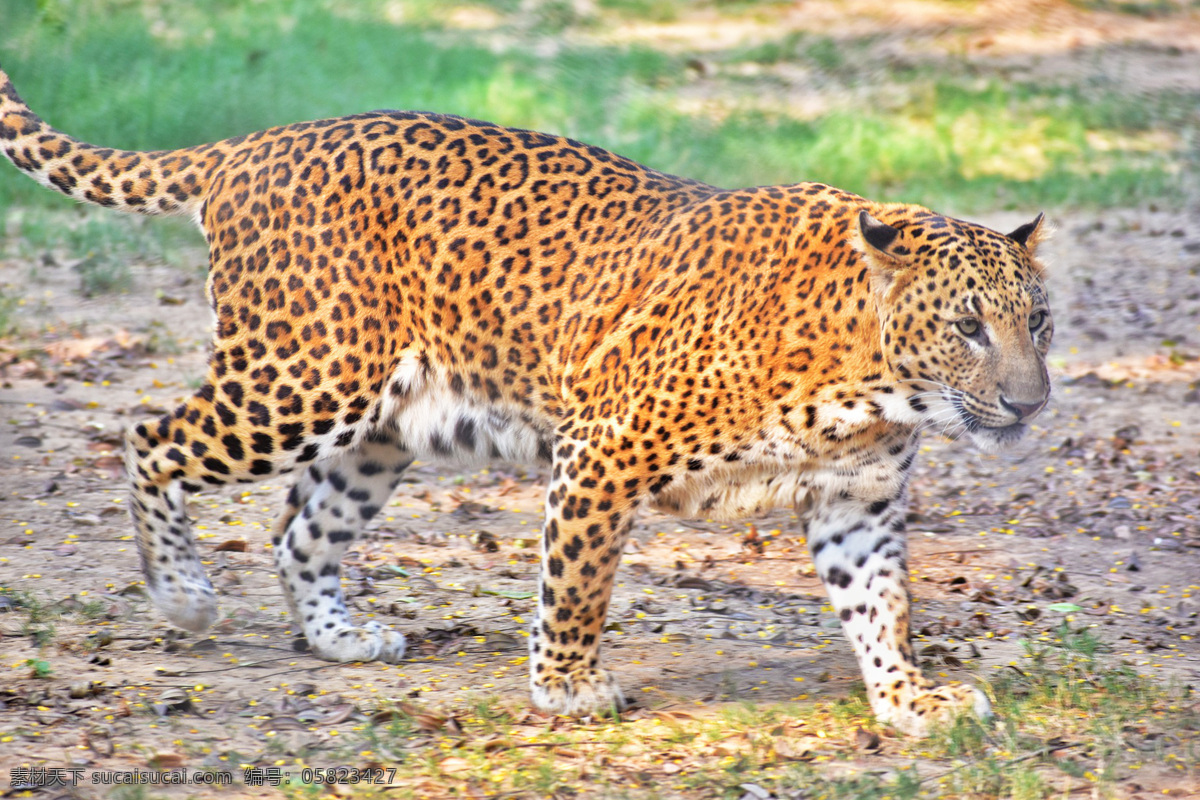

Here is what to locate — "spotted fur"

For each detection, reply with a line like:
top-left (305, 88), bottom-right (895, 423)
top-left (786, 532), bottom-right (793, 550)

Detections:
top-left (0, 65), bottom-right (1052, 735)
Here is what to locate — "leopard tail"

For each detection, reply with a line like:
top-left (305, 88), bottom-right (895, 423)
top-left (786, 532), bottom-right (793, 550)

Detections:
top-left (0, 65), bottom-right (216, 222)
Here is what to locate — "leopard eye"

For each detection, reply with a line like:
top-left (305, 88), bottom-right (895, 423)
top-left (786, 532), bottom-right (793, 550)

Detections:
top-left (1029, 309), bottom-right (1046, 331)
top-left (955, 318), bottom-right (981, 337)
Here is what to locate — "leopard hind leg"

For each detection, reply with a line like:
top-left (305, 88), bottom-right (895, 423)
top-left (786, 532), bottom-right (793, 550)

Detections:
top-left (125, 391), bottom-right (295, 633)
top-left (271, 432), bottom-right (412, 663)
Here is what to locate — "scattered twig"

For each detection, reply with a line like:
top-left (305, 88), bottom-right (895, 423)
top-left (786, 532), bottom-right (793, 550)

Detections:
top-left (511, 739), bottom-right (610, 749)
top-left (152, 655), bottom-right (301, 676)
top-left (918, 741), bottom-right (1081, 787)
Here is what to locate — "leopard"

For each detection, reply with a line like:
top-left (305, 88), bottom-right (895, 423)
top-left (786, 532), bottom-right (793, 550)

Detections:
top-left (0, 63), bottom-right (1052, 736)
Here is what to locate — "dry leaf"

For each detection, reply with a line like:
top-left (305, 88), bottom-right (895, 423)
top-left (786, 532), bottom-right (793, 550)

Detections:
top-left (854, 726), bottom-right (882, 751)
top-left (774, 737), bottom-right (819, 761)
top-left (83, 726), bottom-right (115, 756)
top-left (45, 337), bottom-right (112, 362)
top-left (470, 531), bottom-right (499, 552)
top-left (415, 713), bottom-right (448, 733)
top-left (538, 745), bottom-right (578, 759)
top-left (710, 734), bottom-right (752, 756)
top-left (651, 709), bottom-right (699, 722)
top-left (1, 359), bottom-right (45, 379)
top-left (91, 455), bottom-right (125, 479)
top-left (318, 704), bottom-right (355, 726)
top-left (148, 752), bottom-right (185, 768)
top-left (261, 716), bottom-right (309, 731)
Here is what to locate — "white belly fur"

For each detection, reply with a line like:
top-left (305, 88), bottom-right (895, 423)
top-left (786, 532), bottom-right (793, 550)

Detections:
top-left (649, 447), bottom-right (905, 520)
top-left (649, 467), bottom-right (816, 520)
top-left (380, 356), bottom-right (554, 465)
top-left (377, 357), bottom-right (907, 515)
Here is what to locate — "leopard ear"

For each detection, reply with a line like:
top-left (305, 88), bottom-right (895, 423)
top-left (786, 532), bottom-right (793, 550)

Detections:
top-left (1007, 212), bottom-right (1046, 250)
top-left (856, 211), bottom-right (912, 293)
top-left (858, 211), bottom-right (901, 256)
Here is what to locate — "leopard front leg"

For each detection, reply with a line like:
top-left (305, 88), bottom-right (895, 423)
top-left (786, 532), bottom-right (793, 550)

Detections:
top-left (806, 490), bottom-right (992, 736)
top-left (528, 438), bottom-right (636, 716)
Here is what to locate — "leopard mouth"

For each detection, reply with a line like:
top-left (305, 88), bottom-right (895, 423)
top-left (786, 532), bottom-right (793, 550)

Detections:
top-left (947, 396), bottom-right (1029, 449)
top-left (979, 419), bottom-right (1027, 437)
top-left (967, 419), bottom-right (1029, 449)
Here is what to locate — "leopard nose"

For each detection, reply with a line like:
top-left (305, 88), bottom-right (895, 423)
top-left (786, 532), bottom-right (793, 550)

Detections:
top-left (999, 396), bottom-right (1046, 422)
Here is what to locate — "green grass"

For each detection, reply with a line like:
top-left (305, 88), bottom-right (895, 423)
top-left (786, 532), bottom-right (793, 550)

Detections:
top-left (2, 574), bottom-right (1193, 798)
top-left (256, 623), bottom-right (1194, 799)
top-left (23, 658), bottom-right (53, 679)
top-left (256, 646), bottom-right (1192, 799)
top-left (2, 589), bottom-right (56, 647)
top-left (732, 30), bottom-right (867, 70)
top-left (4, 207), bottom-right (197, 294)
top-left (596, 0), bottom-right (686, 22)
top-left (0, 0), bottom-right (1195, 223)
top-left (0, 287), bottom-right (18, 336)
top-left (1070, 0), bottom-right (1200, 16)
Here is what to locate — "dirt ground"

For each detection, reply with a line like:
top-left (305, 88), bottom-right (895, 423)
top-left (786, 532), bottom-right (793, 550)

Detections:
top-left (2, 2), bottom-right (1200, 796)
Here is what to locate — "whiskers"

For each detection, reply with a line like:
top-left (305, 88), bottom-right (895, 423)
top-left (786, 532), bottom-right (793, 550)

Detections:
top-left (919, 403), bottom-right (970, 440)
top-left (887, 376), bottom-right (1040, 450)
top-left (889, 378), bottom-right (973, 440)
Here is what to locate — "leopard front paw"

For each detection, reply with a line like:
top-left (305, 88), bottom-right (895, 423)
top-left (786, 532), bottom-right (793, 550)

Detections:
top-left (876, 684), bottom-right (992, 737)
top-left (531, 667), bottom-right (626, 717)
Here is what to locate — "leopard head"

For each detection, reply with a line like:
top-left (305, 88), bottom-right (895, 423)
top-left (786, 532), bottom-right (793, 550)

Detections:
top-left (856, 208), bottom-right (1053, 450)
